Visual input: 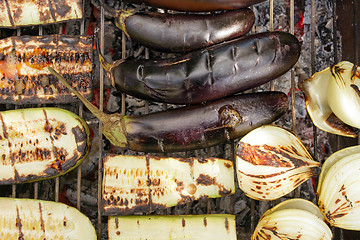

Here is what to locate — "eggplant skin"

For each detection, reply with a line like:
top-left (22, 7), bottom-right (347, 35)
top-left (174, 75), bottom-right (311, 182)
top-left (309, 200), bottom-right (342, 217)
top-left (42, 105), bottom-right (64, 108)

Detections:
top-left (108, 31), bottom-right (300, 105)
top-left (0, 34), bottom-right (93, 104)
top-left (0, 0), bottom-right (83, 28)
top-left (116, 8), bottom-right (254, 53)
top-left (123, 0), bottom-right (266, 12)
top-left (0, 108), bottom-right (90, 185)
top-left (123, 91), bottom-right (288, 153)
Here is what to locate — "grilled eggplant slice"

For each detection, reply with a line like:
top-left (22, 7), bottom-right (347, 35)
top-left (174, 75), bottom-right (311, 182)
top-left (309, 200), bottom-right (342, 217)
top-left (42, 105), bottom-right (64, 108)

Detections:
top-left (0, 107), bottom-right (90, 184)
top-left (100, 31), bottom-right (300, 104)
top-left (103, 155), bottom-right (234, 215)
top-left (0, 34), bottom-right (93, 104)
top-left (0, 197), bottom-right (96, 239)
top-left (102, 2), bottom-right (254, 53)
top-left (108, 214), bottom-right (236, 240)
top-left (49, 66), bottom-right (289, 153)
top-left (0, 0), bottom-right (83, 28)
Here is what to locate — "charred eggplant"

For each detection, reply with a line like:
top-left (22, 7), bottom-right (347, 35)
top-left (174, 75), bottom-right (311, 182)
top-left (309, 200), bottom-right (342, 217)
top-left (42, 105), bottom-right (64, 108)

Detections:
top-left (100, 31), bottom-right (300, 105)
top-left (102, 2), bottom-right (254, 52)
top-left (0, 107), bottom-right (90, 184)
top-left (103, 155), bottom-right (234, 215)
top-left (49, 67), bottom-right (288, 153)
top-left (0, 34), bottom-right (93, 104)
top-left (0, 0), bottom-right (83, 28)
top-left (120, 0), bottom-right (265, 12)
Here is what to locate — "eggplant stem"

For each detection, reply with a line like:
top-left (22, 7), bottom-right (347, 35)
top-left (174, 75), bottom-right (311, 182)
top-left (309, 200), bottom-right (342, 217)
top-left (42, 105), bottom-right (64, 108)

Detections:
top-left (47, 67), bottom-right (108, 123)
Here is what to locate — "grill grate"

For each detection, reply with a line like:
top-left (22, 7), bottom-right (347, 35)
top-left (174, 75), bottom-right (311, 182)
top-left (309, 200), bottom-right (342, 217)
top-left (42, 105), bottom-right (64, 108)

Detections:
top-left (0, 0), bottom-right (358, 239)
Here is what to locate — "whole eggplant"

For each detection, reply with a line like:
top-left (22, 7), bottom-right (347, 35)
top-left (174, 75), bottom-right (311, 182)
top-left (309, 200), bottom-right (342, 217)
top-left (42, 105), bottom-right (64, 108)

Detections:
top-left (100, 31), bottom-right (300, 105)
top-left (101, 2), bottom-right (254, 52)
top-left (49, 67), bottom-right (288, 153)
top-left (120, 0), bottom-right (266, 12)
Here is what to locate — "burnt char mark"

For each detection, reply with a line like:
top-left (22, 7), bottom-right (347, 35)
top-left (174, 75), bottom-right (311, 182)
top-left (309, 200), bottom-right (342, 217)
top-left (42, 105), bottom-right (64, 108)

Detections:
top-left (0, 113), bottom-right (12, 166)
top-left (39, 202), bottom-right (46, 236)
top-left (325, 113), bottom-right (357, 136)
top-left (225, 218), bottom-right (229, 232)
top-left (71, 124), bottom-right (88, 153)
top-left (203, 217), bottom-right (207, 227)
top-left (351, 84), bottom-right (360, 98)
top-left (182, 218), bottom-right (185, 227)
top-left (4, 0), bottom-right (14, 27)
top-left (178, 157), bottom-right (194, 167)
top-left (16, 206), bottom-right (24, 240)
top-left (47, 0), bottom-right (57, 21)
top-left (14, 168), bottom-right (20, 182)
top-left (146, 155), bottom-right (152, 213)
top-left (196, 174), bottom-right (215, 186)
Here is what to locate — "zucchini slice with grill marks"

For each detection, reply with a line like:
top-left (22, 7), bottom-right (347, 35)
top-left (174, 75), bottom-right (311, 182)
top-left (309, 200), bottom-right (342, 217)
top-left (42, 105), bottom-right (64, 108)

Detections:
top-left (0, 0), bottom-right (83, 28)
top-left (0, 107), bottom-right (90, 184)
top-left (102, 155), bottom-right (235, 215)
top-left (0, 34), bottom-right (93, 104)
top-left (0, 197), bottom-right (96, 240)
top-left (108, 214), bottom-right (236, 240)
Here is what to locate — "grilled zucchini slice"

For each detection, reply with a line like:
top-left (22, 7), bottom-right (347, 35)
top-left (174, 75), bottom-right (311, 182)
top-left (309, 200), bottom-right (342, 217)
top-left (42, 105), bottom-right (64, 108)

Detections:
top-left (0, 34), bottom-right (93, 104)
top-left (0, 197), bottom-right (96, 240)
top-left (0, 107), bottom-right (90, 184)
top-left (0, 0), bottom-right (83, 28)
top-left (102, 155), bottom-right (235, 215)
top-left (108, 214), bottom-right (236, 240)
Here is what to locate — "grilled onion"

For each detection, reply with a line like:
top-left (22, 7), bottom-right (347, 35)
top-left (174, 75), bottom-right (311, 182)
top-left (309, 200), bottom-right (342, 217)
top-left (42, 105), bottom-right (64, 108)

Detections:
top-left (236, 125), bottom-right (319, 200)
top-left (252, 198), bottom-right (332, 240)
top-left (299, 61), bottom-right (359, 137)
top-left (317, 145), bottom-right (360, 230)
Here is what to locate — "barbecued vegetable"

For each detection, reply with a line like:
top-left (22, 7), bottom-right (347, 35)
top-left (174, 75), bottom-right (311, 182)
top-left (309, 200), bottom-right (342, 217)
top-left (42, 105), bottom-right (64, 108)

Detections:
top-left (0, 34), bottom-right (93, 104)
top-left (50, 66), bottom-right (288, 153)
top-left (0, 197), bottom-right (96, 239)
top-left (0, 107), bottom-right (90, 184)
top-left (120, 0), bottom-right (266, 12)
top-left (108, 214), bottom-right (236, 240)
top-left (100, 31), bottom-right (300, 104)
top-left (103, 155), bottom-right (234, 215)
top-left (101, 2), bottom-right (254, 52)
top-left (0, 0), bottom-right (83, 28)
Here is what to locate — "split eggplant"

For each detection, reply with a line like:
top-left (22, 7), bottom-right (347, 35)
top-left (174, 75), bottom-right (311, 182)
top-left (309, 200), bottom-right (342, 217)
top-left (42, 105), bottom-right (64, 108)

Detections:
top-left (120, 0), bottom-right (266, 12)
top-left (0, 107), bottom-right (90, 184)
top-left (0, 34), bottom-right (93, 104)
top-left (0, 198), bottom-right (96, 239)
top-left (102, 2), bottom-right (254, 52)
top-left (103, 155), bottom-right (234, 215)
top-left (0, 0), bottom-right (83, 28)
top-left (100, 31), bottom-right (300, 105)
top-left (49, 67), bottom-right (288, 153)
top-left (108, 214), bottom-right (236, 240)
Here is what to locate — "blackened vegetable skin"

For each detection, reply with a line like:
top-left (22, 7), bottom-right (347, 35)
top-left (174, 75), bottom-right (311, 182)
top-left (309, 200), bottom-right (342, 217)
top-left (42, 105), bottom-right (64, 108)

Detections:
top-left (116, 8), bottom-right (254, 53)
top-left (107, 31), bottom-right (300, 105)
top-left (123, 91), bottom-right (288, 153)
top-left (122, 0), bottom-right (266, 12)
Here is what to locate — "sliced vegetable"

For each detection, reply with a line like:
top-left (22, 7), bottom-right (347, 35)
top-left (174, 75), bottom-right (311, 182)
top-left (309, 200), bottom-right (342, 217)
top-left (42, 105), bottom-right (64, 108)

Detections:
top-left (100, 31), bottom-right (300, 104)
top-left (49, 66), bottom-right (288, 153)
top-left (120, 0), bottom-right (266, 12)
top-left (252, 199), bottom-right (332, 240)
top-left (299, 61), bottom-right (359, 137)
top-left (108, 214), bottom-right (236, 240)
top-left (0, 107), bottom-right (90, 184)
top-left (317, 145), bottom-right (360, 230)
top-left (101, 2), bottom-right (254, 52)
top-left (236, 125), bottom-right (319, 200)
top-left (103, 155), bottom-right (234, 215)
top-left (0, 34), bottom-right (93, 104)
top-left (0, 197), bottom-right (96, 239)
top-left (0, 0), bottom-right (83, 28)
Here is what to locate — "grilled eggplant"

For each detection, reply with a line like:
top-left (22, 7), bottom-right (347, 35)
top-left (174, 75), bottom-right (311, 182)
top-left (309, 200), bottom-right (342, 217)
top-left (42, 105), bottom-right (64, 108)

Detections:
top-left (102, 2), bottom-right (254, 53)
top-left (0, 0), bottom-right (83, 28)
top-left (121, 0), bottom-right (265, 12)
top-left (108, 214), bottom-right (236, 240)
top-left (49, 67), bottom-right (288, 153)
top-left (0, 107), bottom-right (90, 184)
top-left (0, 34), bottom-right (93, 104)
top-left (100, 31), bottom-right (300, 104)
top-left (103, 155), bottom-right (234, 215)
top-left (0, 198), bottom-right (96, 239)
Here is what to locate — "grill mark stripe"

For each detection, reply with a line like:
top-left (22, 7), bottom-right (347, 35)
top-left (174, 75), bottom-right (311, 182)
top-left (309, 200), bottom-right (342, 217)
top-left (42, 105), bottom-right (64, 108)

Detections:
top-left (47, 0), bottom-right (57, 22)
top-left (0, 113), bottom-right (13, 167)
top-left (43, 109), bottom-right (57, 167)
top-left (16, 206), bottom-right (24, 239)
top-left (146, 155), bottom-right (152, 213)
top-left (39, 202), bottom-right (46, 237)
top-left (4, 0), bottom-right (14, 27)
